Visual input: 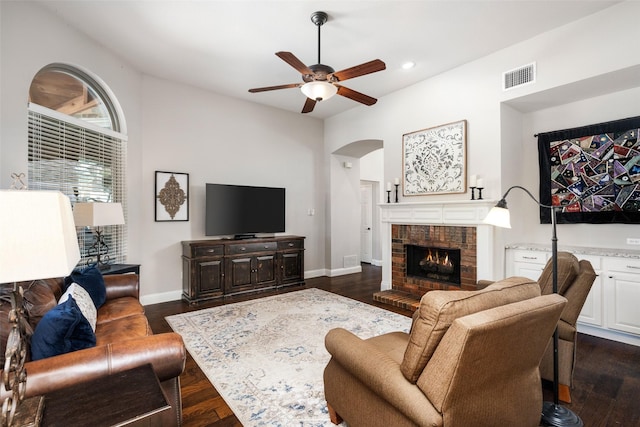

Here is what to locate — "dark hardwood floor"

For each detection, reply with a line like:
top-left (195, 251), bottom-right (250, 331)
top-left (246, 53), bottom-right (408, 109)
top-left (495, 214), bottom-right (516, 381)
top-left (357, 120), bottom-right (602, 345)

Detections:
top-left (145, 264), bottom-right (640, 427)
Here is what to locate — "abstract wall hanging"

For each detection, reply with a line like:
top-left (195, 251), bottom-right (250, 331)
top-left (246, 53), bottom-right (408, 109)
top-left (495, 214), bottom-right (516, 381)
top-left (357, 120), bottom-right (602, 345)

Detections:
top-left (537, 116), bottom-right (640, 224)
top-left (155, 171), bottom-right (189, 221)
top-left (403, 120), bottom-right (467, 196)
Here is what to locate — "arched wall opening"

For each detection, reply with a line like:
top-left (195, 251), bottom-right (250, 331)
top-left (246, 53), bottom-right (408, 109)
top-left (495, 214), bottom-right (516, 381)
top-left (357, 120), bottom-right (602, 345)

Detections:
top-left (328, 139), bottom-right (384, 276)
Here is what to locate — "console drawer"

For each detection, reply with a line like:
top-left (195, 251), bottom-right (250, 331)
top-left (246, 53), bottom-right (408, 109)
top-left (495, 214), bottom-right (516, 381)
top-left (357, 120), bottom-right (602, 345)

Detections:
top-left (278, 239), bottom-right (303, 250)
top-left (194, 245), bottom-right (224, 258)
top-left (512, 250), bottom-right (548, 264)
top-left (227, 242), bottom-right (278, 255)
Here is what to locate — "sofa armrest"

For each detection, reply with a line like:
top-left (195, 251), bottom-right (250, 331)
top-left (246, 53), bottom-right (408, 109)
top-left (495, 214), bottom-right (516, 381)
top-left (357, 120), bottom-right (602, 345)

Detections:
top-left (104, 273), bottom-right (139, 300)
top-left (324, 328), bottom-right (433, 422)
top-left (0, 332), bottom-right (185, 400)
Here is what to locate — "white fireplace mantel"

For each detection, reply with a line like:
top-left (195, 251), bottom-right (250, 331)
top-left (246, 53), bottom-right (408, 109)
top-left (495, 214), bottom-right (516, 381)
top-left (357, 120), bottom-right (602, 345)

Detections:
top-left (379, 200), bottom-right (498, 290)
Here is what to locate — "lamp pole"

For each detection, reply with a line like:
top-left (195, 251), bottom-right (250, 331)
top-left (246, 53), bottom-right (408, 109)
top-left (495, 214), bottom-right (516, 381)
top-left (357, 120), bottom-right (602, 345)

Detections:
top-left (484, 186), bottom-right (583, 427)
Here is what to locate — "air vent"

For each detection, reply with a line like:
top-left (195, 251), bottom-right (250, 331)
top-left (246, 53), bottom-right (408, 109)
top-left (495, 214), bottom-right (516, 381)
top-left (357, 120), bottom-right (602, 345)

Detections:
top-left (503, 62), bottom-right (536, 91)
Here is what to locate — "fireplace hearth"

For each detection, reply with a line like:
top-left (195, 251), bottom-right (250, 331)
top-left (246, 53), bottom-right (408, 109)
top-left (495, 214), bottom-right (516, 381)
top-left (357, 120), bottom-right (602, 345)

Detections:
top-left (406, 245), bottom-right (461, 286)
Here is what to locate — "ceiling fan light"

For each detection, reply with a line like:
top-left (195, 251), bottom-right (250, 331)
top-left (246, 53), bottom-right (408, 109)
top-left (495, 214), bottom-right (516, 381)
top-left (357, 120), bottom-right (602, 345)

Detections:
top-left (301, 81), bottom-right (337, 102)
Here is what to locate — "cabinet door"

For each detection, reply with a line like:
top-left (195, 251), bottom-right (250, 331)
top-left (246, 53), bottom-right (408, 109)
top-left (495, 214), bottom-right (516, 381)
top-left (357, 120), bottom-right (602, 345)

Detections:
top-left (255, 254), bottom-right (277, 286)
top-left (227, 257), bottom-right (254, 292)
top-left (577, 255), bottom-right (602, 327)
top-left (198, 259), bottom-right (224, 295)
top-left (605, 258), bottom-right (640, 335)
top-left (507, 249), bottom-right (548, 280)
top-left (281, 251), bottom-right (303, 284)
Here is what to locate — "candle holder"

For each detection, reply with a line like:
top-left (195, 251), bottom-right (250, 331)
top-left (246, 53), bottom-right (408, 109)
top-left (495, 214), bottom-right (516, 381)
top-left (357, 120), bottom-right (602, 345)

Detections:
top-left (470, 186), bottom-right (477, 200)
top-left (477, 187), bottom-right (484, 200)
top-left (386, 190), bottom-right (391, 203)
top-left (394, 184), bottom-right (399, 203)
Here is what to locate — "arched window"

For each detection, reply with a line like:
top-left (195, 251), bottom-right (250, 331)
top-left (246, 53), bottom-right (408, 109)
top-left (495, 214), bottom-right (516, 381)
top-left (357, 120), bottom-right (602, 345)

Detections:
top-left (27, 63), bottom-right (127, 267)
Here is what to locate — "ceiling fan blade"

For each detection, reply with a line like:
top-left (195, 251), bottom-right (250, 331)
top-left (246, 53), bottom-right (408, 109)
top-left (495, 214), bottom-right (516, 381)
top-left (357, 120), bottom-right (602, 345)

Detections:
top-left (276, 51), bottom-right (313, 75)
top-left (336, 85), bottom-right (377, 106)
top-left (248, 83), bottom-right (301, 93)
top-left (301, 97), bottom-right (316, 113)
top-left (330, 59), bottom-right (386, 82)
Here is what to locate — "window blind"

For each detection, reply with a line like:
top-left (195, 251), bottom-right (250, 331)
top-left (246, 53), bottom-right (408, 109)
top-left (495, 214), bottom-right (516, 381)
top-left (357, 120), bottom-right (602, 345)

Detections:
top-left (28, 103), bottom-right (128, 267)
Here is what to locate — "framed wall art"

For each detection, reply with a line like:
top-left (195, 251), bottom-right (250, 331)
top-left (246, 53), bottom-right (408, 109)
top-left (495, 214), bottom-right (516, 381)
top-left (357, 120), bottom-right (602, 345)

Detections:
top-left (538, 115), bottom-right (640, 224)
top-left (155, 171), bottom-right (189, 221)
top-left (403, 120), bottom-right (467, 196)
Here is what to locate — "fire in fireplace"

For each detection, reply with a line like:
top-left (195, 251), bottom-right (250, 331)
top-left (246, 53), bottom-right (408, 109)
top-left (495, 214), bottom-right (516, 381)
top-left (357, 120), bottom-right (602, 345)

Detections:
top-left (406, 245), bottom-right (461, 286)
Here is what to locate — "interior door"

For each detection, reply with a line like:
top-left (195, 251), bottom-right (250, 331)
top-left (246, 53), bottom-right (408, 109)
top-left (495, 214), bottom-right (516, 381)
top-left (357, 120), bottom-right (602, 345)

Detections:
top-left (360, 182), bottom-right (373, 264)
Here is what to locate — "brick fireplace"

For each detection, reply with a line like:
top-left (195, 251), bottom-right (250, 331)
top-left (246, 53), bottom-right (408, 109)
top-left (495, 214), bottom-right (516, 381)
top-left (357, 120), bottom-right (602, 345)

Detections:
top-left (378, 201), bottom-right (496, 307)
top-left (393, 224), bottom-right (477, 293)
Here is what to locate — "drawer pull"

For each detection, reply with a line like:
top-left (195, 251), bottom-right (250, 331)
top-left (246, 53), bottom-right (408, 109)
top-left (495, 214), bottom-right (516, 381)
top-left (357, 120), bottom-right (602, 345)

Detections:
top-left (522, 256), bottom-right (538, 260)
top-left (627, 265), bottom-right (640, 270)
top-left (264, 245), bottom-right (270, 249)
top-left (206, 249), bottom-right (215, 253)
top-left (240, 247), bottom-right (246, 251)
top-left (288, 243), bottom-right (294, 247)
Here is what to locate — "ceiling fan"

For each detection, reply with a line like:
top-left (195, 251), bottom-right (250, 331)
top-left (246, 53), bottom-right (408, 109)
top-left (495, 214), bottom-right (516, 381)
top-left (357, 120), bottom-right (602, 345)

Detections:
top-left (248, 11), bottom-right (386, 114)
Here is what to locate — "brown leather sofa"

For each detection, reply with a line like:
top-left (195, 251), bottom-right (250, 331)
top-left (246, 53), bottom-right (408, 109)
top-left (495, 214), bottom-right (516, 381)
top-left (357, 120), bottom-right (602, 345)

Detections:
top-left (323, 277), bottom-right (567, 427)
top-left (0, 274), bottom-right (186, 426)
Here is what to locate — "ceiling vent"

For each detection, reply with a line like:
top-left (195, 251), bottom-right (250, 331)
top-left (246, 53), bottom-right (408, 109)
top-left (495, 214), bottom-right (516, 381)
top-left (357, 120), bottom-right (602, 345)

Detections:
top-left (503, 62), bottom-right (536, 91)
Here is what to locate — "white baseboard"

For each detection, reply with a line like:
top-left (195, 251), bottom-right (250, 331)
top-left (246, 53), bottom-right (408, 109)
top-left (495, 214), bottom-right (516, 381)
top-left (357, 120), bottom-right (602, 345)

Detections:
top-left (327, 265), bottom-right (362, 277)
top-left (143, 269), bottom-right (329, 305)
top-left (304, 269), bottom-right (327, 279)
top-left (577, 323), bottom-right (640, 347)
top-left (370, 259), bottom-right (382, 267)
top-left (141, 290), bottom-right (182, 306)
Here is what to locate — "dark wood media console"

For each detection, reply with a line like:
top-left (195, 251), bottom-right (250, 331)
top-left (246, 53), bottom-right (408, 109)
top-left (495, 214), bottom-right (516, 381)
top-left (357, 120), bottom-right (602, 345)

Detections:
top-left (181, 235), bottom-right (305, 304)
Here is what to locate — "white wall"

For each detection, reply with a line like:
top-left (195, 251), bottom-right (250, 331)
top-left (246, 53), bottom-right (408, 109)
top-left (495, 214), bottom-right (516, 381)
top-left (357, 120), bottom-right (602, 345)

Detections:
top-left (140, 76), bottom-right (325, 301)
top-left (325, 1), bottom-right (640, 280)
top-left (503, 87), bottom-right (640, 252)
top-left (0, 2), bottom-right (326, 302)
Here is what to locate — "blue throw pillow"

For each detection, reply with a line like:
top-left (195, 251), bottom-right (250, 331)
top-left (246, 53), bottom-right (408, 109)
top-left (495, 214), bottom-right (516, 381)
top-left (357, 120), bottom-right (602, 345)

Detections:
top-left (67, 266), bottom-right (106, 308)
top-left (31, 297), bottom-right (96, 360)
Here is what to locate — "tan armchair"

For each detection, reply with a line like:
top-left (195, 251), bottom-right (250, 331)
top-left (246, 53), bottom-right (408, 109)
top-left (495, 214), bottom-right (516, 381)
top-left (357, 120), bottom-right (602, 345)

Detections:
top-left (537, 252), bottom-right (596, 403)
top-left (323, 277), bottom-right (567, 427)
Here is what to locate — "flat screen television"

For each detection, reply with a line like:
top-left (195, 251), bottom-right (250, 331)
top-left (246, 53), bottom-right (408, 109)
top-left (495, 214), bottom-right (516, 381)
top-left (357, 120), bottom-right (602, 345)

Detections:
top-left (205, 183), bottom-right (285, 239)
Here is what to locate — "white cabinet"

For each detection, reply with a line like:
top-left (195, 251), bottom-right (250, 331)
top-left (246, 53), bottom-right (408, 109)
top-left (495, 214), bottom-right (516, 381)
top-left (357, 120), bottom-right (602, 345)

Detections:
top-left (603, 257), bottom-right (640, 336)
top-left (505, 245), bottom-right (640, 346)
top-left (507, 249), bottom-right (548, 280)
top-left (575, 254), bottom-right (603, 327)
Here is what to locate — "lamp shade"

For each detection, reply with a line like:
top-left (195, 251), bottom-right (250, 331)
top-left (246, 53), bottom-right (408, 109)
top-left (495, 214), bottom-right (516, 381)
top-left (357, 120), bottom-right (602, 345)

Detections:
top-left (483, 206), bottom-right (512, 228)
top-left (73, 202), bottom-right (125, 227)
top-left (300, 81), bottom-right (338, 101)
top-left (0, 190), bottom-right (80, 283)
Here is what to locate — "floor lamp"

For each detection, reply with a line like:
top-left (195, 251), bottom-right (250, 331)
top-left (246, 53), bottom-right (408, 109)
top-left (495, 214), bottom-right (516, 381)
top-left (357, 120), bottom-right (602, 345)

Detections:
top-left (483, 185), bottom-right (583, 427)
top-left (0, 190), bottom-right (80, 426)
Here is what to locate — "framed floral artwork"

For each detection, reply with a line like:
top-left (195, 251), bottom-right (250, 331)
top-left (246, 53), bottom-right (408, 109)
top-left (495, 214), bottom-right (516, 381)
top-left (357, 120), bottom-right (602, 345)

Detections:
top-left (155, 171), bottom-right (189, 221)
top-left (403, 120), bottom-right (467, 196)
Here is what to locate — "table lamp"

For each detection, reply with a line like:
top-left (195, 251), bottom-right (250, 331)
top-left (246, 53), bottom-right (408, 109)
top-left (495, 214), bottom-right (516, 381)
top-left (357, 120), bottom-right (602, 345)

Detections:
top-left (72, 202), bottom-right (124, 269)
top-left (484, 185), bottom-right (583, 427)
top-left (0, 190), bottom-right (80, 426)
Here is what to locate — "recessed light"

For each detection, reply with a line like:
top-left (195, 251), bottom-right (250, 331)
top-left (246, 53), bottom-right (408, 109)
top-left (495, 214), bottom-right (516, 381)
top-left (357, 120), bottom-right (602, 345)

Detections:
top-left (402, 61), bottom-right (415, 70)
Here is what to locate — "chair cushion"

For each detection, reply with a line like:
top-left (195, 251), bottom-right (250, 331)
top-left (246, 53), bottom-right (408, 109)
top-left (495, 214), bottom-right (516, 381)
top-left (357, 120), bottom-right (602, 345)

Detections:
top-left (538, 252), bottom-right (579, 296)
top-left (31, 297), bottom-right (97, 360)
top-left (400, 277), bottom-right (540, 383)
top-left (97, 296), bottom-right (145, 324)
top-left (94, 314), bottom-right (151, 346)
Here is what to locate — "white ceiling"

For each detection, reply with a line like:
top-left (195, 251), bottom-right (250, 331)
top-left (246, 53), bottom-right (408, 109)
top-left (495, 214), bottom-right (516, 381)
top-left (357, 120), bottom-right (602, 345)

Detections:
top-left (36, 0), bottom-right (620, 119)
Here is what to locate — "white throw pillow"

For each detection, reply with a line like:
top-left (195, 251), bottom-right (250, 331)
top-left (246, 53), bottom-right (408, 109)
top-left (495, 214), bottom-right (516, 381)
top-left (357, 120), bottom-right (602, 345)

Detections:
top-left (59, 282), bottom-right (97, 332)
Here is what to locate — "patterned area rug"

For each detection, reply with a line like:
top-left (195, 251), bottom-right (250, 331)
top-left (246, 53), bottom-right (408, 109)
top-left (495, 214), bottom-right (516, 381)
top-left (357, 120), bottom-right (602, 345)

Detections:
top-left (166, 288), bottom-right (412, 427)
